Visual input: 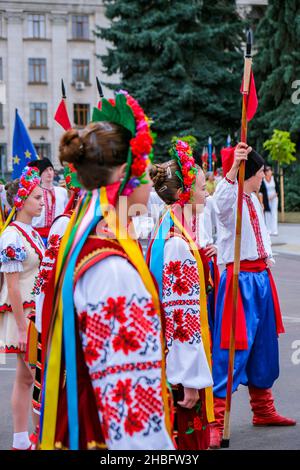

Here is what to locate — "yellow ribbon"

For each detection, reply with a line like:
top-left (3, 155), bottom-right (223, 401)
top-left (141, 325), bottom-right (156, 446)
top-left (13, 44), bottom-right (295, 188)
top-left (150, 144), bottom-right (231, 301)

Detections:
top-left (0, 207), bottom-right (16, 235)
top-left (40, 208), bottom-right (79, 449)
top-left (100, 187), bottom-right (172, 437)
top-left (169, 209), bottom-right (215, 423)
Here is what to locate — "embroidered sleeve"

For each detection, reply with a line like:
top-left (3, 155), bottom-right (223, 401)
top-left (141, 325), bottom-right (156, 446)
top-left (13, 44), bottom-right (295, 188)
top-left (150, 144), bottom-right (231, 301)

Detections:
top-left (74, 256), bottom-right (174, 450)
top-left (163, 236), bottom-right (213, 390)
top-left (33, 218), bottom-right (68, 332)
top-left (214, 177), bottom-right (238, 227)
top-left (0, 229), bottom-right (26, 272)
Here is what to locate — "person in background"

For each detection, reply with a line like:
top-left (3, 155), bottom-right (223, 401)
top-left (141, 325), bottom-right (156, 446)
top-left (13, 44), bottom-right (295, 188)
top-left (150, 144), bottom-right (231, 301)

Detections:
top-left (0, 167), bottom-right (45, 450)
top-left (214, 168), bottom-right (223, 185)
top-left (28, 158), bottom-right (68, 246)
top-left (263, 166), bottom-right (279, 236)
top-left (206, 172), bottom-right (217, 196)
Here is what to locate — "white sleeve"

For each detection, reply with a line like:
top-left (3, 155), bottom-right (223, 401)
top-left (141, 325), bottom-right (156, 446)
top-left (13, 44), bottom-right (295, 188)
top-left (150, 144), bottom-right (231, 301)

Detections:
top-left (49, 216), bottom-right (70, 240)
top-left (162, 237), bottom-right (213, 390)
top-left (33, 220), bottom-right (67, 332)
top-left (214, 177), bottom-right (238, 227)
top-left (74, 255), bottom-right (174, 450)
top-left (0, 229), bottom-right (26, 273)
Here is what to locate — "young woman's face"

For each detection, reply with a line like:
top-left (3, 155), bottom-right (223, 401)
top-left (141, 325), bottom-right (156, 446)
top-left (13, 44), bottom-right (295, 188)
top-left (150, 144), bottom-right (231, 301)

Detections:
top-left (41, 166), bottom-right (54, 185)
top-left (22, 185), bottom-right (44, 218)
top-left (190, 168), bottom-right (208, 208)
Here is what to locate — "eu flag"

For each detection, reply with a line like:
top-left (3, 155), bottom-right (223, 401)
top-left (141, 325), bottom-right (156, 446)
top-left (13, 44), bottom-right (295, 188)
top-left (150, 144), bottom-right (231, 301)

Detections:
top-left (12, 109), bottom-right (38, 179)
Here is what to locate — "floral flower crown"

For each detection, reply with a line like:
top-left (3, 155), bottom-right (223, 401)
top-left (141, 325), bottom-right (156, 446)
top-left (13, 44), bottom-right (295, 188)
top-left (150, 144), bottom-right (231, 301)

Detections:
top-left (92, 90), bottom-right (153, 196)
top-left (170, 140), bottom-right (198, 205)
top-left (14, 166), bottom-right (40, 210)
top-left (64, 163), bottom-right (81, 193)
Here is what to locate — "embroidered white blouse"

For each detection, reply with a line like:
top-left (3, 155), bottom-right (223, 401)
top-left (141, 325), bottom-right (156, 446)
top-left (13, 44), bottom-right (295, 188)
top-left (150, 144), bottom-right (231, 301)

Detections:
top-left (213, 177), bottom-right (273, 265)
top-left (33, 215), bottom-right (70, 333)
top-left (74, 255), bottom-right (174, 450)
top-left (32, 186), bottom-right (68, 229)
top-left (162, 236), bottom-right (213, 390)
top-left (197, 196), bottom-right (217, 248)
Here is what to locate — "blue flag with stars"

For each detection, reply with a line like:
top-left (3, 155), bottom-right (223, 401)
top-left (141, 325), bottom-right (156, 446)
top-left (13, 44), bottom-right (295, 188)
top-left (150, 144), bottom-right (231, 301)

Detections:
top-left (12, 109), bottom-right (38, 179)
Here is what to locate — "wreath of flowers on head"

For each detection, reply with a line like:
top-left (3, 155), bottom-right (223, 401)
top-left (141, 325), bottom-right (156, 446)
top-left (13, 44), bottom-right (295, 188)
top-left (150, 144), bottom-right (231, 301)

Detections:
top-left (64, 163), bottom-right (81, 193)
top-left (170, 140), bottom-right (198, 206)
top-left (14, 166), bottom-right (40, 210)
top-left (92, 90), bottom-right (153, 196)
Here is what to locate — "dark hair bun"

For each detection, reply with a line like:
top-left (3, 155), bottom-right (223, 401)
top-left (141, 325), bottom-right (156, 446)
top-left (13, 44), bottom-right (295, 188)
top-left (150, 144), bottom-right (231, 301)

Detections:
top-left (59, 122), bottom-right (131, 190)
top-left (59, 129), bottom-right (82, 165)
top-left (5, 179), bottom-right (20, 208)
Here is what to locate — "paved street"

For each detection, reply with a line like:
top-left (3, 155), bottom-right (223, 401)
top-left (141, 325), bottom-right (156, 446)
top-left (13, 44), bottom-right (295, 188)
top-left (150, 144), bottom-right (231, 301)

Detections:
top-left (0, 224), bottom-right (299, 451)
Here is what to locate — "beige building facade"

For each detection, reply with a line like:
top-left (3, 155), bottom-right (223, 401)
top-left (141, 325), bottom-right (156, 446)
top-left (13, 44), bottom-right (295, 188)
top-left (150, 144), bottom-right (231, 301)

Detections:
top-left (0, 0), bottom-right (114, 173)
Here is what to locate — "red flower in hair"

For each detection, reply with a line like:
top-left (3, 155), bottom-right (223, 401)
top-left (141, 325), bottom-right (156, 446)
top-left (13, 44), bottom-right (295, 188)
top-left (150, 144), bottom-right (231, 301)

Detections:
top-left (18, 188), bottom-right (28, 198)
top-left (130, 158), bottom-right (147, 177)
top-left (20, 177), bottom-right (31, 189)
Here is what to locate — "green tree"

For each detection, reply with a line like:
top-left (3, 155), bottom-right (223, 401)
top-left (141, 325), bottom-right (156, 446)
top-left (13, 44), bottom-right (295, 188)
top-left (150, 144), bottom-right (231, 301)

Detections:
top-left (95, 0), bottom-right (244, 159)
top-left (263, 129), bottom-right (296, 165)
top-left (253, 1), bottom-right (300, 150)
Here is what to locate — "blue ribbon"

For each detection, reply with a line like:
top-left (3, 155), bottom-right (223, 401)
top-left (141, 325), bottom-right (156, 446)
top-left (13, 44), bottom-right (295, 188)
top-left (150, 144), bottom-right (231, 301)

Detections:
top-left (62, 194), bottom-right (102, 450)
top-left (149, 210), bottom-right (173, 298)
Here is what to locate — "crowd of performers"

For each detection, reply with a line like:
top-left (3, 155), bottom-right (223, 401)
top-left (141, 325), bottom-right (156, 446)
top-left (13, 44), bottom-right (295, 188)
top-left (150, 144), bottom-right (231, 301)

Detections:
top-left (0, 91), bottom-right (296, 451)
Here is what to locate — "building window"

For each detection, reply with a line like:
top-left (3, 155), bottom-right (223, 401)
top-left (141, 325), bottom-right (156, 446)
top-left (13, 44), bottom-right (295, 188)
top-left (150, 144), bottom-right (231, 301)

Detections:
top-left (0, 58), bottom-right (3, 81)
top-left (29, 58), bottom-right (47, 83)
top-left (34, 143), bottom-right (51, 160)
top-left (74, 104), bottom-right (90, 127)
top-left (28, 14), bottom-right (46, 38)
top-left (30, 103), bottom-right (48, 128)
top-left (0, 143), bottom-right (7, 175)
top-left (0, 103), bottom-right (3, 128)
top-left (72, 60), bottom-right (90, 85)
top-left (72, 15), bottom-right (89, 39)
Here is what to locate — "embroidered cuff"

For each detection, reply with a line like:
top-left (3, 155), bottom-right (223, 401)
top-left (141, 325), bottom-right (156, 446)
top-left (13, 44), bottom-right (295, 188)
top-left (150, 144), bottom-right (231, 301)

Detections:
top-left (0, 260), bottom-right (24, 273)
top-left (0, 244), bottom-right (27, 263)
top-left (225, 175), bottom-right (236, 185)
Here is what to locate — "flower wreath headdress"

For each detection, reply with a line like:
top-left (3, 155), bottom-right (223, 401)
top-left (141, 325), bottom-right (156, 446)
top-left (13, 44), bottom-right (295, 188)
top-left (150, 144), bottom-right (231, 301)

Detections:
top-left (14, 166), bottom-right (40, 210)
top-left (170, 140), bottom-right (198, 205)
top-left (92, 90), bottom-right (153, 196)
top-left (63, 163), bottom-right (81, 193)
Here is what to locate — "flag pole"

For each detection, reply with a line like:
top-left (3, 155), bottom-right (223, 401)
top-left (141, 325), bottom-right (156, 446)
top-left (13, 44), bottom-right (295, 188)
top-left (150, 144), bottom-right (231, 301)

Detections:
top-left (221, 30), bottom-right (253, 448)
top-left (96, 77), bottom-right (104, 108)
top-left (61, 79), bottom-right (66, 99)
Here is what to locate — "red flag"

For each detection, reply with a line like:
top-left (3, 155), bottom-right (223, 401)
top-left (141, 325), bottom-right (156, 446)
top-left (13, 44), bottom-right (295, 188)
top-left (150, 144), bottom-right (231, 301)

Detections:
top-left (240, 70), bottom-right (258, 121)
top-left (54, 99), bottom-right (72, 130)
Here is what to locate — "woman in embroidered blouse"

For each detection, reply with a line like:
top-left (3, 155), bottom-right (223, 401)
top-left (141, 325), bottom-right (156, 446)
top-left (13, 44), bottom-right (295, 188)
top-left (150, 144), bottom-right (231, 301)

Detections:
top-left (40, 92), bottom-right (174, 450)
top-left (0, 166), bottom-right (45, 450)
top-left (148, 141), bottom-right (213, 450)
top-left (29, 158), bottom-right (68, 246)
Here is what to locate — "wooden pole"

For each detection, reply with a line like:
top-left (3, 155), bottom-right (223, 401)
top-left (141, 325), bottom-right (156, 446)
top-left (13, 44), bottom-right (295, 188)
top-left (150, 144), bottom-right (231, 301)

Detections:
top-left (221, 30), bottom-right (253, 448)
